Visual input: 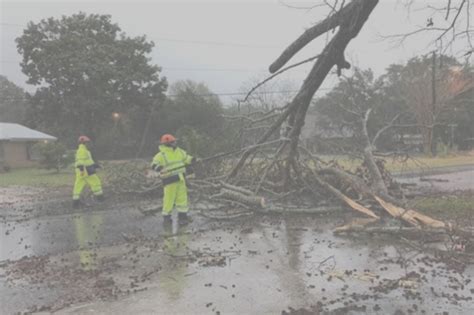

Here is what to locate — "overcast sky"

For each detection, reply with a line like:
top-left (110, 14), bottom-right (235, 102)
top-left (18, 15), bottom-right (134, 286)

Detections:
top-left (1, 0), bottom-right (469, 104)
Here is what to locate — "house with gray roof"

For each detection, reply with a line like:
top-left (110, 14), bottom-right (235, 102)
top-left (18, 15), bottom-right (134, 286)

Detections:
top-left (0, 123), bottom-right (56, 169)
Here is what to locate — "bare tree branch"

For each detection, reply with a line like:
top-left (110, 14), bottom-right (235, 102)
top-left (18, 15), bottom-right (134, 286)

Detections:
top-left (384, 0), bottom-right (473, 54)
top-left (242, 55), bottom-right (320, 102)
top-left (436, 0), bottom-right (467, 41)
top-left (372, 113), bottom-right (402, 146)
top-left (446, 0), bottom-right (452, 20)
top-left (269, 0), bottom-right (359, 73)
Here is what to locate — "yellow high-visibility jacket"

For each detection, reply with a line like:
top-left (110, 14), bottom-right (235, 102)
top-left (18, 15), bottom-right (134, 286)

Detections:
top-left (75, 144), bottom-right (95, 170)
top-left (151, 145), bottom-right (193, 182)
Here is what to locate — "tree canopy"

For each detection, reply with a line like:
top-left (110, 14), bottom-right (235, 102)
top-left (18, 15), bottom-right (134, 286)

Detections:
top-left (16, 12), bottom-right (167, 152)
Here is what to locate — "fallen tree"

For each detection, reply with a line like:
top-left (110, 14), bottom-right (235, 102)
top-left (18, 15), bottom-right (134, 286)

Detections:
top-left (104, 1), bottom-right (467, 249)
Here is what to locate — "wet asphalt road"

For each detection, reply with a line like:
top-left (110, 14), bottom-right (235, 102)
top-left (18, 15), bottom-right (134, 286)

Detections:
top-left (396, 166), bottom-right (474, 192)
top-left (1, 207), bottom-right (474, 315)
top-left (1, 167), bottom-right (474, 314)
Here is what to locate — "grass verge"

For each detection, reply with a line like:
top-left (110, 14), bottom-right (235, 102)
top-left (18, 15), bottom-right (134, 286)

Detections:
top-left (0, 168), bottom-right (74, 188)
top-left (409, 194), bottom-right (474, 223)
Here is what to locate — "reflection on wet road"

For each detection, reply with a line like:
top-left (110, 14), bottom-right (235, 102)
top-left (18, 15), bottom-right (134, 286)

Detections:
top-left (1, 208), bottom-right (164, 261)
top-left (73, 214), bottom-right (103, 271)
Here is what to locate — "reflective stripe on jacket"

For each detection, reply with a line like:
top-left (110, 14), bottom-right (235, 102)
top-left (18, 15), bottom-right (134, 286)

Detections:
top-left (151, 145), bottom-right (193, 179)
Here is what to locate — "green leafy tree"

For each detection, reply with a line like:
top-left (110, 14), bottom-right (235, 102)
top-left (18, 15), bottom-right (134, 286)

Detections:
top-left (16, 12), bottom-right (167, 155)
top-left (0, 75), bottom-right (28, 123)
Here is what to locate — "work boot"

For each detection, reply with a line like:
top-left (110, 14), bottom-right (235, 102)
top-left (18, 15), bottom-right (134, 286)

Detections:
top-left (178, 212), bottom-right (191, 225)
top-left (95, 194), bottom-right (105, 202)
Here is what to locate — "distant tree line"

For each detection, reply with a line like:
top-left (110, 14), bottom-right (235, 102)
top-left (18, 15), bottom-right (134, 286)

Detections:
top-left (312, 55), bottom-right (474, 155)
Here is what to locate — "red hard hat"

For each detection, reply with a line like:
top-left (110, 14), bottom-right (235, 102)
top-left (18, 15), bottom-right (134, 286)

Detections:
top-left (78, 135), bottom-right (91, 143)
top-left (160, 134), bottom-right (176, 144)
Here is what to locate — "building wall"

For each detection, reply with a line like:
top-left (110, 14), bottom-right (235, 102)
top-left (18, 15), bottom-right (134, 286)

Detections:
top-left (0, 141), bottom-right (37, 168)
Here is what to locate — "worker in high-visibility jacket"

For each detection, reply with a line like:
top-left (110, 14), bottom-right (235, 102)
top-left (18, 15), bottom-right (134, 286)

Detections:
top-left (151, 134), bottom-right (195, 225)
top-left (73, 135), bottom-right (104, 208)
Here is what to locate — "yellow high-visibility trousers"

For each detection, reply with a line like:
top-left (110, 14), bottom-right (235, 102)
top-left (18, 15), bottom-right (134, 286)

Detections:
top-left (162, 179), bottom-right (188, 215)
top-left (73, 170), bottom-right (103, 200)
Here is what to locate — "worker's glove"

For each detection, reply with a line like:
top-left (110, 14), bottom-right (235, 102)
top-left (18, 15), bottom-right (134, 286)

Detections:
top-left (191, 157), bottom-right (200, 165)
top-left (94, 163), bottom-right (101, 169)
